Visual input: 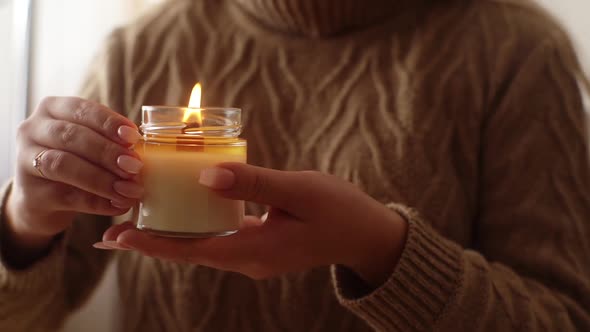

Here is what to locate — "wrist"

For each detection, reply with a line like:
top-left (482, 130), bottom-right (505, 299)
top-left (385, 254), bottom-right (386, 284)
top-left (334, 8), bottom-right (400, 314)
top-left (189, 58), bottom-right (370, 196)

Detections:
top-left (2, 193), bottom-right (61, 267)
top-left (345, 205), bottom-right (409, 287)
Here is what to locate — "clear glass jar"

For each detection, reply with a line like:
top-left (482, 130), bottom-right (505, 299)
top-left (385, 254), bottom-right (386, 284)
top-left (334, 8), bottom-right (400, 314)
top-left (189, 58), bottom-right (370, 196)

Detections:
top-left (134, 106), bottom-right (247, 238)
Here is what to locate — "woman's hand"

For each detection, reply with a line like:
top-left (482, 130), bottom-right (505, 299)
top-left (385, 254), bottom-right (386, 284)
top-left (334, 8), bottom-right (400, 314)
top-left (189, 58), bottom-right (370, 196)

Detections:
top-left (97, 163), bottom-right (408, 286)
top-left (4, 97), bottom-right (144, 263)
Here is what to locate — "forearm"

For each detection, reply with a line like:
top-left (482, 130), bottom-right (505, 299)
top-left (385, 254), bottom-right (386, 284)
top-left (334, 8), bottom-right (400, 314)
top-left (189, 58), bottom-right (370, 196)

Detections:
top-left (332, 211), bottom-right (590, 332)
top-left (1, 188), bottom-right (70, 269)
top-left (0, 200), bottom-right (69, 331)
top-left (345, 203), bottom-right (409, 288)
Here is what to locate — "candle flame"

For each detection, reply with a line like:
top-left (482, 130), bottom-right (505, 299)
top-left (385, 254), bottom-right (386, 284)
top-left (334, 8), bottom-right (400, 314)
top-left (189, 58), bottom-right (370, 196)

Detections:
top-left (183, 83), bottom-right (202, 124)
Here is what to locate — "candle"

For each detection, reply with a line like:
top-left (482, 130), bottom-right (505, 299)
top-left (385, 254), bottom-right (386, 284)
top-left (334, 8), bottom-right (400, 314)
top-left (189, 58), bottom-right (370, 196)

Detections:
top-left (135, 83), bottom-right (247, 237)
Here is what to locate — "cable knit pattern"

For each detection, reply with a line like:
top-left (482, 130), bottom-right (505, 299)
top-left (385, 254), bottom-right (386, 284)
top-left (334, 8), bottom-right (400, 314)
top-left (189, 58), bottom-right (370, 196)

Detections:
top-left (1, 0), bottom-right (589, 331)
top-left (234, 0), bottom-right (403, 37)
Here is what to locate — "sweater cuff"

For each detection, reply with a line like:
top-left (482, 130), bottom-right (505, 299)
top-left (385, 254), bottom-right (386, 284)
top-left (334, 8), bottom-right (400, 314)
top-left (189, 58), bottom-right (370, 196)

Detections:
top-left (0, 181), bottom-right (66, 293)
top-left (331, 203), bottom-right (464, 331)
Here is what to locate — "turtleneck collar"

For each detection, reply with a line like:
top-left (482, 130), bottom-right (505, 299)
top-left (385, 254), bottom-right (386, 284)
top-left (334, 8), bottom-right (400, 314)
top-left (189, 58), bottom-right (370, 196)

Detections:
top-left (233, 0), bottom-right (400, 38)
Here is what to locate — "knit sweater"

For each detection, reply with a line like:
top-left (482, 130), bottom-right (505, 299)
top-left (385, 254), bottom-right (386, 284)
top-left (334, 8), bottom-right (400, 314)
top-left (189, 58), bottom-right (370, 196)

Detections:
top-left (1, 0), bottom-right (589, 331)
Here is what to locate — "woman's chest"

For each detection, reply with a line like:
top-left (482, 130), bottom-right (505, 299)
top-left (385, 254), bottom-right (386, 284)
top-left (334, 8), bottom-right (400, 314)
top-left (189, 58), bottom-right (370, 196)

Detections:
top-left (134, 45), bottom-right (482, 245)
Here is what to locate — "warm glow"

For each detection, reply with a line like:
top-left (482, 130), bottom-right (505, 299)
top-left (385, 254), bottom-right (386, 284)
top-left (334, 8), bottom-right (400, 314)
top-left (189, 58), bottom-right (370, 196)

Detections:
top-left (183, 83), bottom-right (202, 123)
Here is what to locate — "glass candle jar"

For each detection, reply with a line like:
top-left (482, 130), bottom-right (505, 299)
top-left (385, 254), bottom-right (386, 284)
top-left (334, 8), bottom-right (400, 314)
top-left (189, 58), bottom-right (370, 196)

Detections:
top-left (134, 106), bottom-right (247, 238)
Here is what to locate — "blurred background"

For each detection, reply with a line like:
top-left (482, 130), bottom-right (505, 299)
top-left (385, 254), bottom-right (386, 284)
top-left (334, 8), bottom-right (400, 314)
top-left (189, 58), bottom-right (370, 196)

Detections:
top-left (0, 0), bottom-right (163, 185)
top-left (0, 0), bottom-right (588, 331)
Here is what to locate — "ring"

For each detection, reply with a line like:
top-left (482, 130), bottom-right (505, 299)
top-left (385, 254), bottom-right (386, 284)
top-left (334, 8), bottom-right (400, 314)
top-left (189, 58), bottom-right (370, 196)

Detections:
top-left (33, 149), bottom-right (49, 178)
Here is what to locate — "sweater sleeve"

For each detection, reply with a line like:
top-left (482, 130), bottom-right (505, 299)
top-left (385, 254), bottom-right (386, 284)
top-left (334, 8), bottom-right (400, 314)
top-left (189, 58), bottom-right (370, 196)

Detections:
top-left (331, 40), bottom-right (590, 331)
top-left (0, 29), bottom-right (128, 331)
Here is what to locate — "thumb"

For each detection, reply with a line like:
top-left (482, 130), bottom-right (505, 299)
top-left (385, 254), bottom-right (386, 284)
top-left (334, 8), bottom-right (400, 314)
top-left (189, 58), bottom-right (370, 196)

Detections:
top-left (198, 163), bottom-right (303, 212)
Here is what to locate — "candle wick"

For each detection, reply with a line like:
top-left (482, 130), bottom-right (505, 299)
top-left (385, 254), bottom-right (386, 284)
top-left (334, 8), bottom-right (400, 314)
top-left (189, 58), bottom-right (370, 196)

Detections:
top-left (183, 122), bottom-right (201, 134)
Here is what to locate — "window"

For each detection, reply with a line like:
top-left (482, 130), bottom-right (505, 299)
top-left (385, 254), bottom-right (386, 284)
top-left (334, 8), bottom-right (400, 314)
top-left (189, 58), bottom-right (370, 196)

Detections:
top-left (0, 2), bottom-right (163, 330)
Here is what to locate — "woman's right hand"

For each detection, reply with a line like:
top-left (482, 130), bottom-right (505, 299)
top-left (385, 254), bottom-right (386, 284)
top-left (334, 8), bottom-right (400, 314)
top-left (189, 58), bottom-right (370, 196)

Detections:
top-left (3, 97), bottom-right (144, 257)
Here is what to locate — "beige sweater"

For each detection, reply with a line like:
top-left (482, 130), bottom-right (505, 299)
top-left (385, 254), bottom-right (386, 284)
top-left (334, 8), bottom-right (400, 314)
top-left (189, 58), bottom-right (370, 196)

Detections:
top-left (1, 0), bottom-right (589, 331)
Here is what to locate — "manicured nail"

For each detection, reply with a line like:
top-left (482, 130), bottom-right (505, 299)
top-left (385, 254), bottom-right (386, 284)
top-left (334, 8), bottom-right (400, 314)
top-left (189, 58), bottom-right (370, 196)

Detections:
top-left (117, 155), bottom-right (143, 174)
top-left (110, 200), bottom-right (132, 209)
top-left (114, 181), bottom-right (144, 199)
top-left (199, 167), bottom-right (235, 190)
top-left (93, 241), bottom-right (132, 251)
top-left (118, 126), bottom-right (141, 144)
top-left (93, 242), bottom-right (113, 250)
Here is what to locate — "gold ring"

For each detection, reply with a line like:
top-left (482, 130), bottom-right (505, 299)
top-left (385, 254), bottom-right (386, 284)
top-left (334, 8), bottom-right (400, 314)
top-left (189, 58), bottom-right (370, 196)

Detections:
top-left (33, 149), bottom-right (49, 178)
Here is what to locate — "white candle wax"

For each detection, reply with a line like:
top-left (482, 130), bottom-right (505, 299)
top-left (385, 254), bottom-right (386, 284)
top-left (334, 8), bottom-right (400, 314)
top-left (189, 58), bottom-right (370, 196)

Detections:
top-left (138, 148), bottom-right (246, 236)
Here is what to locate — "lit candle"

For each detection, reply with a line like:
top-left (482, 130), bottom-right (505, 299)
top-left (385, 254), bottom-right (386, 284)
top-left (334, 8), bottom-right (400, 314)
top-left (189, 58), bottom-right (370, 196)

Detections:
top-left (135, 83), bottom-right (247, 237)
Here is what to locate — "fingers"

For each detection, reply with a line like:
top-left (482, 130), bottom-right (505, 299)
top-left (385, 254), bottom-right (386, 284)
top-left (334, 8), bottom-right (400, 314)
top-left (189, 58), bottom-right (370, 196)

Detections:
top-left (116, 229), bottom-right (203, 262)
top-left (97, 214), bottom-right (304, 279)
top-left (36, 97), bottom-right (139, 146)
top-left (23, 147), bottom-right (142, 203)
top-left (115, 226), bottom-right (266, 268)
top-left (8, 97), bottom-right (142, 236)
top-left (102, 221), bottom-right (136, 241)
top-left (198, 163), bottom-right (306, 214)
top-left (27, 181), bottom-right (133, 215)
top-left (242, 215), bottom-right (265, 228)
top-left (28, 119), bottom-right (142, 179)
top-left (101, 215), bottom-right (263, 243)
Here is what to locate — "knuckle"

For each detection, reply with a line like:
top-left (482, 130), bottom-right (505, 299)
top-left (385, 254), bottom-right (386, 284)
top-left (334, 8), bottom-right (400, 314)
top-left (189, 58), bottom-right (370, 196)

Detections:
top-left (37, 96), bottom-right (56, 114)
top-left (299, 170), bottom-right (336, 189)
top-left (60, 123), bottom-right (79, 146)
top-left (45, 150), bottom-right (67, 176)
top-left (16, 120), bottom-right (31, 140)
top-left (46, 121), bottom-right (63, 138)
top-left (247, 172), bottom-right (268, 201)
top-left (102, 114), bottom-right (119, 136)
top-left (72, 100), bottom-right (94, 123)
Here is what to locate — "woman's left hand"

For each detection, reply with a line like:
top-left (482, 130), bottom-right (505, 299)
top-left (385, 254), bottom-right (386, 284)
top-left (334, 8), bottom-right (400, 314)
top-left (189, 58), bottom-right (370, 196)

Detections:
top-left (96, 163), bottom-right (408, 287)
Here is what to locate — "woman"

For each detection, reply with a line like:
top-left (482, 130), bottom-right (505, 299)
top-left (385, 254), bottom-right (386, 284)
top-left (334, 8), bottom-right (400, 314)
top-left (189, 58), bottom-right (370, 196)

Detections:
top-left (1, 0), bottom-right (589, 331)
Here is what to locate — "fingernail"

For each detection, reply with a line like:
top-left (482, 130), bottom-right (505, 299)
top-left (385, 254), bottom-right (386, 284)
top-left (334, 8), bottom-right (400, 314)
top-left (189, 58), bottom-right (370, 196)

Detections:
top-left (199, 167), bottom-right (235, 190)
top-left (94, 241), bottom-right (133, 251)
top-left (114, 181), bottom-right (144, 199)
top-left (93, 242), bottom-right (113, 250)
top-left (110, 200), bottom-right (132, 209)
top-left (117, 155), bottom-right (143, 174)
top-left (118, 126), bottom-right (141, 144)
